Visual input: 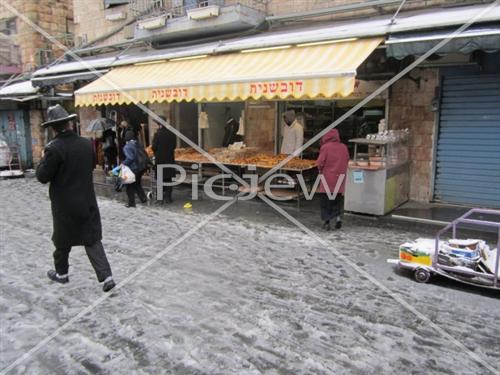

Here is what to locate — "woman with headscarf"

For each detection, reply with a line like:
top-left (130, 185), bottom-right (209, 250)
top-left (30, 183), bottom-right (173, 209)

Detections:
top-left (122, 130), bottom-right (147, 207)
top-left (316, 128), bottom-right (349, 230)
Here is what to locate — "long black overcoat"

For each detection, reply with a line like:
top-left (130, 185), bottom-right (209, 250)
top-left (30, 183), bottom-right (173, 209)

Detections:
top-left (152, 126), bottom-right (176, 179)
top-left (36, 130), bottom-right (102, 248)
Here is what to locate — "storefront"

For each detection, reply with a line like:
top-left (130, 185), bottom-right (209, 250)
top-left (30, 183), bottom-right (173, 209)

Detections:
top-left (0, 81), bottom-right (41, 169)
top-left (74, 37), bottom-right (389, 202)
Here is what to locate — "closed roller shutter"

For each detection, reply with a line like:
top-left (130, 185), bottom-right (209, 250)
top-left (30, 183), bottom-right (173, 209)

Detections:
top-left (434, 74), bottom-right (500, 208)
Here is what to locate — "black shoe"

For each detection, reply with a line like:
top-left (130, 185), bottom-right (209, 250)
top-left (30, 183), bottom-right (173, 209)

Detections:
top-left (335, 221), bottom-right (342, 229)
top-left (47, 270), bottom-right (69, 284)
top-left (103, 278), bottom-right (116, 292)
top-left (322, 221), bottom-right (331, 231)
top-left (125, 203), bottom-right (136, 208)
top-left (140, 197), bottom-right (148, 204)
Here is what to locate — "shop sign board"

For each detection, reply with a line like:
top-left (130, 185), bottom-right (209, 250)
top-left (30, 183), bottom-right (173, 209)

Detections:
top-left (82, 79), bottom-right (385, 106)
top-left (249, 81), bottom-right (304, 96)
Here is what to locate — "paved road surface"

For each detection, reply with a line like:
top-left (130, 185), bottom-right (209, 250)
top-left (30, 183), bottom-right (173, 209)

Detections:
top-left (1, 179), bottom-right (499, 374)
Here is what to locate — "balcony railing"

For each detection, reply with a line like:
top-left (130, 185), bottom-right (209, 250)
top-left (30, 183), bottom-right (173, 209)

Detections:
top-left (129, 0), bottom-right (266, 20)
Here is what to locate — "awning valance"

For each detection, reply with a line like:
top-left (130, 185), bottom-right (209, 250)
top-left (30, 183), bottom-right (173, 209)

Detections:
top-left (75, 37), bottom-right (382, 106)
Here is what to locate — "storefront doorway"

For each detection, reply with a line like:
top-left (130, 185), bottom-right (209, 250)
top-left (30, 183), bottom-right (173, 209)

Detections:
top-left (0, 110), bottom-right (32, 168)
top-left (434, 71), bottom-right (500, 208)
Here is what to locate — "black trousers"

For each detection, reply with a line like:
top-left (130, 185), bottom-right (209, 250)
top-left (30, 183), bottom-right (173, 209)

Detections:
top-left (320, 193), bottom-right (344, 222)
top-left (155, 165), bottom-right (173, 201)
top-left (103, 148), bottom-right (117, 171)
top-left (53, 240), bottom-right (112, 282)
top-left (126, 170), bottom-right (147, 205)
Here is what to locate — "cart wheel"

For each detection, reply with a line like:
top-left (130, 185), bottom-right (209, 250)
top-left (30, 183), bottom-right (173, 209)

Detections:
top-left (414, 268), bottom-right (431, 283)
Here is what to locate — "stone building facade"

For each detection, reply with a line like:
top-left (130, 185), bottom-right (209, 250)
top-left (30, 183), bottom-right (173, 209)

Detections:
top-left (0, 0), bottom-right (74, 73)
top-left (0, 0), bottom-right (74, 166)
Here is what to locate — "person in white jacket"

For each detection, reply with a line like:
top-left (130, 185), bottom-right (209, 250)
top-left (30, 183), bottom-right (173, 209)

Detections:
top-left (280, 110), bottom-right (304, 155)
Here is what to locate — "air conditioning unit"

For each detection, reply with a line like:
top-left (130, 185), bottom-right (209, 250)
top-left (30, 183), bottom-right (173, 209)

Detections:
top-left (187, 5), bottom-right (220, 20)
top-left (124, 24), bottom-right (134, 39)
top-left (137, 15), bottom-right (166, 30)
top-left (106, 12), bottom-right (127, 21)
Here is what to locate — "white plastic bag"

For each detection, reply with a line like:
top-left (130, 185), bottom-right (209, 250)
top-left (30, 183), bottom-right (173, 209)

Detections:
top-left (119, 164), bottom-right (136, 184)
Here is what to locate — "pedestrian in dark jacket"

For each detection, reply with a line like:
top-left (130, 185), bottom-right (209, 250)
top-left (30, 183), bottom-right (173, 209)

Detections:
top-left (123, 130), bottom-right (147, 207)
top-left (36, 105), bottom-right (115, 292)
top-left (100, 128), bottom-right (117, 172)
top-left (316, 128), bottom-right (349, 231)
top-left (152, 116), bottom-right (176, 203)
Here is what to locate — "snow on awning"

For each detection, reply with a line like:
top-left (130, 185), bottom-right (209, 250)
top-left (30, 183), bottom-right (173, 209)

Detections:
top-left (31, 69), bottom-right (110, 88)
top-left (0, 81), bottom-right (40, 101)
top-left (386, 24), bottom-right (500, 59)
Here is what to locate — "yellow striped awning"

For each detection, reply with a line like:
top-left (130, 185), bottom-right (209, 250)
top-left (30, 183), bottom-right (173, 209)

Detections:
top-left (75, 37), bottom-right (382, 107)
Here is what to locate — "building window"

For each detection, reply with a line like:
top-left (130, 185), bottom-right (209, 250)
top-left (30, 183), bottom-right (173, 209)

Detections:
top-left (0, 18), bottom-right (17, 36)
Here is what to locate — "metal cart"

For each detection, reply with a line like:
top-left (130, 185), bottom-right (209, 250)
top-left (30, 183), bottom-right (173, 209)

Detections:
top-left (390, 208), bottom-right (500, 290)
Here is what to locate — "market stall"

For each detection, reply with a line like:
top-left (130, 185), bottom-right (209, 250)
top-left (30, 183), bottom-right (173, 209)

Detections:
top-left (173, 147), bottom-right (317, 206)
top-left (74, 37), bottom-right (385, 205)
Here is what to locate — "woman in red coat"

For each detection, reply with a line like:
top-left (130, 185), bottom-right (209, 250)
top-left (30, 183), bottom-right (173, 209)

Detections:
top-left (316, 128), bottom-right (349, 230)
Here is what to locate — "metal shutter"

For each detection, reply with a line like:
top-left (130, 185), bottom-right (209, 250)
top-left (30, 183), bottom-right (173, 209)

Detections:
top-left (434, 74), bottom-right (500, 208)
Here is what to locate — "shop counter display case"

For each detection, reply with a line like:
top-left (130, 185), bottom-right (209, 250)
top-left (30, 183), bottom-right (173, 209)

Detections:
top-left (345, 132), bottom-right (410, 215)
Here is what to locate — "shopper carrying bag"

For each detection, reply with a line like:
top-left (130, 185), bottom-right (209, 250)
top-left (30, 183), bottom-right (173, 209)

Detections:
top-left (122, 131), bottom-right (148, 207)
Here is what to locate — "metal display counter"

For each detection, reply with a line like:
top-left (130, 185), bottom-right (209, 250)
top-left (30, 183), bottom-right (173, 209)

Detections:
top-left (345, 137), bottom-right (410, 216)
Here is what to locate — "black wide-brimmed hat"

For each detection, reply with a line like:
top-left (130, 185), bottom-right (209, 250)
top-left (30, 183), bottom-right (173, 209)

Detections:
top-left (41, 104), bottom-right (77, 128)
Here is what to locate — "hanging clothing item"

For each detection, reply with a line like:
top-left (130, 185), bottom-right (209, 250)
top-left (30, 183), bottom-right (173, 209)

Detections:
top-left (237, 110), bottom-right (245, 136)
top-left (199, 111), bottom-right (210, 129)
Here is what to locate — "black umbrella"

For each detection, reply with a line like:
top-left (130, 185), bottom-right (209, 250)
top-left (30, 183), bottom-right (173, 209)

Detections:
top-left (86, 118), bottom-right (115, 132)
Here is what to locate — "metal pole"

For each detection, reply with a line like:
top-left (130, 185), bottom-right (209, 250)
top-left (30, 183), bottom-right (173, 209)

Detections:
top-left (494, 228), bottom-right (500, 288)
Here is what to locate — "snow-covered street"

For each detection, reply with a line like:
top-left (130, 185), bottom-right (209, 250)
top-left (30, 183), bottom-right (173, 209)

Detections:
top-left (1, 178), bottom-right (499, 374)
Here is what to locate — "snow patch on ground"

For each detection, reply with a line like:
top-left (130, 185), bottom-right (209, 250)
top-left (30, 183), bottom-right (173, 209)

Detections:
top-left (0, 179), bottom-right (499, 374)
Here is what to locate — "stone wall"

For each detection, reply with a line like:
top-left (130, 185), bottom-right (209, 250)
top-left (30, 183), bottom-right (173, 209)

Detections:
top-left (69, 0), bottom-right (491, 48)
top-left (244, 101), bottom-right (276, 152)
top-left (73, 0), bottom-right (132, 48)
top-left (264, 0), bottom-right (490, 19)
top-left (389, 68), bottom-right (439, 203)
top-left (0, 0), bottom-right (73, 73)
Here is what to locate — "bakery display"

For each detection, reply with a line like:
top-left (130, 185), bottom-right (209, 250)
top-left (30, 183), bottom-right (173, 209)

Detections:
top-left (175, 148), bottom-right (316, 170)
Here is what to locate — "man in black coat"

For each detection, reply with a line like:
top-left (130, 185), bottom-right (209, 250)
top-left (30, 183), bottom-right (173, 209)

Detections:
top-left (151, 115), bottom-right (176, 203)
top-left (36, 105), bottom-right (115, 292)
